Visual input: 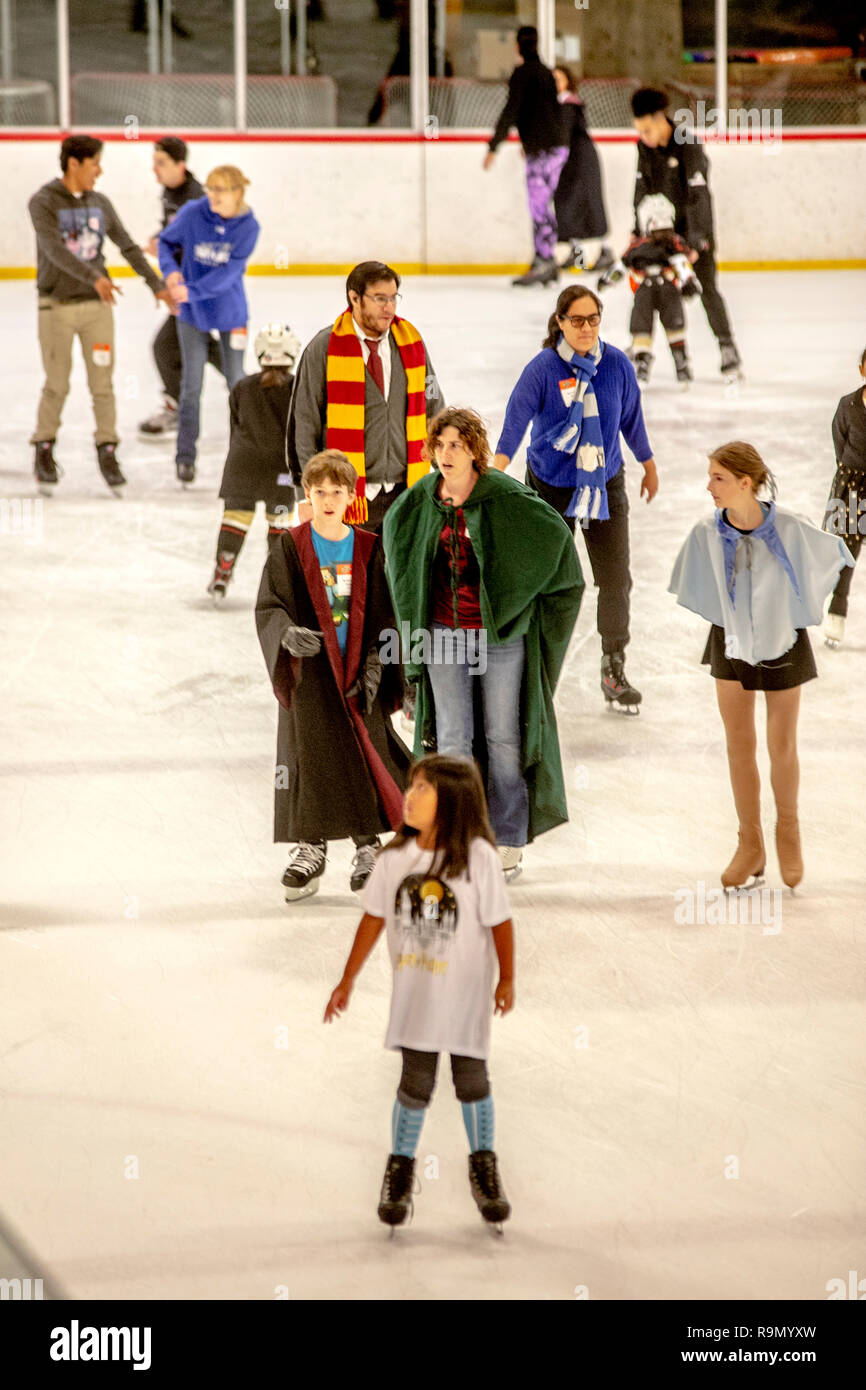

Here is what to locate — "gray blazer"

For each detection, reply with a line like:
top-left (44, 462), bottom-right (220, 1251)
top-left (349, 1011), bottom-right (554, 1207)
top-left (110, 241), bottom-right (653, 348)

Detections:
top-left (286, 321), bottom-right (445, 486)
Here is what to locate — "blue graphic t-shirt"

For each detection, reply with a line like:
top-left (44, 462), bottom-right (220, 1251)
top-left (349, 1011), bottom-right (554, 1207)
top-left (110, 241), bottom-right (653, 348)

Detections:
top-left (311, 527), bottom-right (354, 655)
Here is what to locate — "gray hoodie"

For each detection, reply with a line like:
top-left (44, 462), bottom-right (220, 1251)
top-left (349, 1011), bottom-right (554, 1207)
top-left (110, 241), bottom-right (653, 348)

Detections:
top-left (28, 177), bottom-right (164, 302)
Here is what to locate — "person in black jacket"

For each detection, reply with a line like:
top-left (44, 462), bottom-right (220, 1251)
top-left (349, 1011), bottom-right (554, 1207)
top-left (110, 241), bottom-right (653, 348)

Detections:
top-left (552, 64), bottom-right (614, 274)
top-left (138, 137), bottom-right (224, 439)
top-left (631, 88), bottom-right (743, 380)
top-left (823, 346), bottom-right (866, 647)
top-left (483, 26), bottom-right (567, 288)
top-left (207, 323), bottom-right (301, 604)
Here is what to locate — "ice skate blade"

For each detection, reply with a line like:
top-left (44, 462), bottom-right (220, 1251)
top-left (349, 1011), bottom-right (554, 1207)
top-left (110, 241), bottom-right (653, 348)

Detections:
top-left (36, 482), bottom-right (57, 498)
top-left (604, 700), bottom-right (641, 716)
top-left (284, 879), bottom-right (321, 903)
top-left (824, 637), bottom-right (840, 650)
top-left (502, 864), bottom-right (522, 884)
top-left (722, 872), bottom-right (766, 893)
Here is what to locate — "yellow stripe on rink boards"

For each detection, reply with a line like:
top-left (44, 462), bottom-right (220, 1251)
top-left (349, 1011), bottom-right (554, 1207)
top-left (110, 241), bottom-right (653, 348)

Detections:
top-left (3, 260), bottom-right (866, 280)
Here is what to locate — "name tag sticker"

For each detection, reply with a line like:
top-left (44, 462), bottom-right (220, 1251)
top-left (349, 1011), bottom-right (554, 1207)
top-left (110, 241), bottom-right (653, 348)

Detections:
top-left (229, 327), bottom-right (247, 351)
top-left (559, 376), bottom-right (577, 407)
top-left (92, 343), bottom-right (111, 367)
top-left (336, 563), bottom-right (352, 597)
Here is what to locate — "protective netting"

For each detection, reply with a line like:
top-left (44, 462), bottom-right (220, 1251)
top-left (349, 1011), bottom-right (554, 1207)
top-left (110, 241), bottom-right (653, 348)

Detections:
top-left (0, 80), bottom-right (56, 125)
top-left (669, 81), bottom-right (866, 128)
top-left (379, 76), bottom-right (643, 129)
top-left (70, 74), bottom-right (337, 129)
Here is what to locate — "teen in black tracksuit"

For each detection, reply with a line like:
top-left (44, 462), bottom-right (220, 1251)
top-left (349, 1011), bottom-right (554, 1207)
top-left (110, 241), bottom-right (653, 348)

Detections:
top-left (631, 88), bottom-right (741, 377)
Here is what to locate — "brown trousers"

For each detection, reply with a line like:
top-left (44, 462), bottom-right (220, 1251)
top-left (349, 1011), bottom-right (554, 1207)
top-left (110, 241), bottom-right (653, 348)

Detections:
top-left (31, 296), bottom-right (117, 445)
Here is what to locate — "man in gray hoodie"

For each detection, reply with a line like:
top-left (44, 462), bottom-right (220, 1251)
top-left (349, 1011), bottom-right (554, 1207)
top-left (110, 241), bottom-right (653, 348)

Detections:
top-left (28, 134), bottom-right (172, 493)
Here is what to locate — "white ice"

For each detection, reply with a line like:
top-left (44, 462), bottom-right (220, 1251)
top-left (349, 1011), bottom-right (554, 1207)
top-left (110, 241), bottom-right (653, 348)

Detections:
top-left (1, 272), bottom-right (864, 1301)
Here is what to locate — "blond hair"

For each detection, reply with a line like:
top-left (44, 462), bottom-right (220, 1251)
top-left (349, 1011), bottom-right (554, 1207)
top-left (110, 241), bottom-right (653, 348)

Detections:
top-left (205, 165), bottom-right (250, 213)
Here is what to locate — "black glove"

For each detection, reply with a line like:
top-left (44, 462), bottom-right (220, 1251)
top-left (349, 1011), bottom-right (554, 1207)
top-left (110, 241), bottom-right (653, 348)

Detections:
top-left (280, 624), bottom-right (323, 657)
top-left (346, 648), bottom-right (384, 712)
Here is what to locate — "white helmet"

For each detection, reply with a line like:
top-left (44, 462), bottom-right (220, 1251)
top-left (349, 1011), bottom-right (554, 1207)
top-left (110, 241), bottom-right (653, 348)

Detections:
top-left (254, 323), bottom-right (301, 369)
top-left (637, 193), bottom-right (676, 235)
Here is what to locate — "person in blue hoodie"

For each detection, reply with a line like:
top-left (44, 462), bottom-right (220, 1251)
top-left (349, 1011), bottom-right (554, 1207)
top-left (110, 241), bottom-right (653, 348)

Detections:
top-left (493, 284), bottom-right (658, 713)
top-left (158, 164), bottom-right (260, 484)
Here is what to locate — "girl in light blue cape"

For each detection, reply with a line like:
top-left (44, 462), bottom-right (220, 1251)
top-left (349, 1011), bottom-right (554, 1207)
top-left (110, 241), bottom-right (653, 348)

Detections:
top-left (669, 441), bottom-right (852, 894)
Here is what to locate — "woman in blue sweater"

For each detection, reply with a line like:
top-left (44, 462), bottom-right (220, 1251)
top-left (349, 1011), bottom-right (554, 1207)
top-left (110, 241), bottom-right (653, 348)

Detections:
top-left (158, 164), bottom-right (260, 484)
top-left (493, 286), bottom-right (657, 711)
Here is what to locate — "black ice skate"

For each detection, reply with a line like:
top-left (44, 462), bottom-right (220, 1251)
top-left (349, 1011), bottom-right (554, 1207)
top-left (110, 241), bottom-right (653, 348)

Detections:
top-left (719, 341), bottom-right (744, 381)
top-left (176, 459), bottom-right (196, 487)
top-left (593, 244), bottom-right (616, 272)
top-left (139, 397), bottom-right (178, 440)
top-left (601, 652), bottom-right (642, 714)
top-left (512, 256), bottom-right (559, 288)
top-left (349, 840), bottom-right (380, 894)
top-left (96, 442), bottom-right (126, 493)
top-left (671, 342), bottom-right (693, 389)
top-left (282, 841), bottom-right (326, 901)
top-left (33, 441), bottom-right (60, 495)
top-left (207, 551), bottom-right (237, 606)
top-left (634, 351), bottom-right (653, 386)
top-left (468, 1150), bottom-right (511, 1231)
top-left (377, 1153), bottom-right (416, 1228)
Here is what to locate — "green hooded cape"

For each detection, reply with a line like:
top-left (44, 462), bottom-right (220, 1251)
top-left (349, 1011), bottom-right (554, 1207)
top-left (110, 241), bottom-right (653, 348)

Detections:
top-left (382, 468), bottom-right (585, 840)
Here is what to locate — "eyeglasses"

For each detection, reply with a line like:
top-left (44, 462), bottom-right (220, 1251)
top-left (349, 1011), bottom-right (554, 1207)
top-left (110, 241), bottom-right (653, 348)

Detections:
top-left (559, 312), bottom-right (601, 328)
top-left (363, 293), bottom-right (402, 306)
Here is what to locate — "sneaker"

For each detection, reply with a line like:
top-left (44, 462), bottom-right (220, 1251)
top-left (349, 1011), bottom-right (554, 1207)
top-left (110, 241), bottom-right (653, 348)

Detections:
top-left (350, 839), bottom-right (380, 893)
top-left (281, 840), bottom-right (327, 901)
top-left (33, 440), bottom-right (59, 494)
top-left (138, 398), bottom-right (178, 439)
top-left (498, 846), bottom-right (523, 882)
top-left (96, 442), bottom-right (126, 492)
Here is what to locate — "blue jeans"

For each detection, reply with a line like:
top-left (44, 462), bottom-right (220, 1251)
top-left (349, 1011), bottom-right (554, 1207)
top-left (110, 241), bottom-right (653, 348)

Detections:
top-left (176, 318), bottom-right (246, 464)
top-left (426, 624), bottom-right (529, 847)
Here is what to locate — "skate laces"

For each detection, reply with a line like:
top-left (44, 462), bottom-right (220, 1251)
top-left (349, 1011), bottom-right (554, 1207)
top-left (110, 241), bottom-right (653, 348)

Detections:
top-left (384, 1155), bottom-right (414, 1200)
top-left (472, 1151), bottom-right (501, 1196)
top-left (351, 842), bottom-right (378, 875)
top-left (287, 842), bottom-right (325, 874)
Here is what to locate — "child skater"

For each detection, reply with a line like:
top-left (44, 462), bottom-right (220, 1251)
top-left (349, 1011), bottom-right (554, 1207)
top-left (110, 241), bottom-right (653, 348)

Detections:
top-left (207, 322), bottom-right (301, 604)
top-left (255, 448), bottom-right (410, 900)
top-left (823, 346), bottom-right (866, 648)
top-left (669, 441), bottom-right (853, 891)
top-left (324, 755), bottom-right (515, 1231)
top-left (598, 192), bottom-right (701, 388)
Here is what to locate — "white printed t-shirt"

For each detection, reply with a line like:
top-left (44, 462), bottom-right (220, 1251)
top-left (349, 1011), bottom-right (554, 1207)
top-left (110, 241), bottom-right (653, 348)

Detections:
top-left (360, 836), bottom-right (511, 1059)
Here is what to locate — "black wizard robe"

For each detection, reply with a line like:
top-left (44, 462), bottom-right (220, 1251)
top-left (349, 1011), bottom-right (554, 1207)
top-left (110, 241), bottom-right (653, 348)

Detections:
top-left (255, 521), bottom-right (411, 843)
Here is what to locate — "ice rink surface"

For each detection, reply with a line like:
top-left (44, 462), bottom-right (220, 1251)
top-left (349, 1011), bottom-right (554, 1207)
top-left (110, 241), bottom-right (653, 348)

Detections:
top-left (1, 271), bottom-right (864, 1301)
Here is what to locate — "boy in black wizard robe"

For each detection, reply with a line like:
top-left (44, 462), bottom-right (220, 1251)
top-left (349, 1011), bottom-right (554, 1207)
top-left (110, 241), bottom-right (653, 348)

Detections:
top-left (255, 448), bottom-right (411, 902)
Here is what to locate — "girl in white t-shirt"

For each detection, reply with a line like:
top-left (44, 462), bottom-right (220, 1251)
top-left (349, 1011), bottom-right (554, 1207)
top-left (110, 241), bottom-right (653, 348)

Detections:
top-left (325, 754), bottom-right (515, 1230)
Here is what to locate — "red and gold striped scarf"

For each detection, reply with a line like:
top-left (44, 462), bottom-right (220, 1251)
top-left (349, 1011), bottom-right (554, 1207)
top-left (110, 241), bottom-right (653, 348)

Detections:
top-left (325, 309), bottom-right (429, 524)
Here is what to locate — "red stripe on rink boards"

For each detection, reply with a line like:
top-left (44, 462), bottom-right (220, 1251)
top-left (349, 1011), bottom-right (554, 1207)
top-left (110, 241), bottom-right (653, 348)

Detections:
top-left (3, 129), bottom-right (866, 143)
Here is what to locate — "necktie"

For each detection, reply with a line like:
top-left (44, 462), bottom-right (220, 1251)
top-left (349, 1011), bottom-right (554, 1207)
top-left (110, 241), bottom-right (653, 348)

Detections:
top-left (364, 337), bottom-right (385, 396)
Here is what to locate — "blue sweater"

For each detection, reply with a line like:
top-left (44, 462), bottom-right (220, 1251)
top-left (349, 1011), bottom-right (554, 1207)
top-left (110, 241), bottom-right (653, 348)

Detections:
top-left (157, 196), bottom-right (259, 332)
top-left (496, 343), bottom-right (653, 489)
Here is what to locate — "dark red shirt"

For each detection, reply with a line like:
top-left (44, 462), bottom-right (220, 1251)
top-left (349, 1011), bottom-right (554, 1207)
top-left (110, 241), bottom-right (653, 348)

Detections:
top-left (430, 506), bottom-right (483, 629)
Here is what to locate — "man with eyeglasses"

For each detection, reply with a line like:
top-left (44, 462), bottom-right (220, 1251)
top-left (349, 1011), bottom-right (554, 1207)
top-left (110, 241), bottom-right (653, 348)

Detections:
top-left (287, 260), bottom-right (444, 533)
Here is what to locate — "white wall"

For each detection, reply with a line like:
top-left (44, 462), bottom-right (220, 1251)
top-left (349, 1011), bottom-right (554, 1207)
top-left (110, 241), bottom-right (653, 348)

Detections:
top-left (1, 132), bottom-right (864, 270)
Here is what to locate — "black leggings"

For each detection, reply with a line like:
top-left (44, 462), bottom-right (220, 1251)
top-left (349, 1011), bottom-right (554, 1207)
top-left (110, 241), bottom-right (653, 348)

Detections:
top-left (397, 1047), bottom-right (490, 1109)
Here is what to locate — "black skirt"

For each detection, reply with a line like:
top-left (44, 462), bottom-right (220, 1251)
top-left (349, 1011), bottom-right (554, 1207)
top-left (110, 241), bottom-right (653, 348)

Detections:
top-left (701, 624), bottom-right (816, 691)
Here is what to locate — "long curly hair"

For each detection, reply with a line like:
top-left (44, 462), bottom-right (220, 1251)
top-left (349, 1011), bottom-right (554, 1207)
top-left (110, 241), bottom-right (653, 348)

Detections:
top-left (424, 407), bottom-right (491, 474)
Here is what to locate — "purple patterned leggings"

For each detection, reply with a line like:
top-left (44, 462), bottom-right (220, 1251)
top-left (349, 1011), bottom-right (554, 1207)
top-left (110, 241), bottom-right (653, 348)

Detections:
top-left (525, 146), bottom-right (569, 259)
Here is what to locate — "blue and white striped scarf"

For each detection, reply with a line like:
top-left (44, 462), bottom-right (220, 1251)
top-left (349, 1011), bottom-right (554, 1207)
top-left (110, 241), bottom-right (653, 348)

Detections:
top-left (539, 335), bottom-right (607, 520)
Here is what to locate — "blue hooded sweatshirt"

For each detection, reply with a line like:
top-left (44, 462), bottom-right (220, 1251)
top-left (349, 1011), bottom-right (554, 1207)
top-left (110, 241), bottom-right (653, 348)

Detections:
top-left (157, 196), bottom-right (259, 333)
